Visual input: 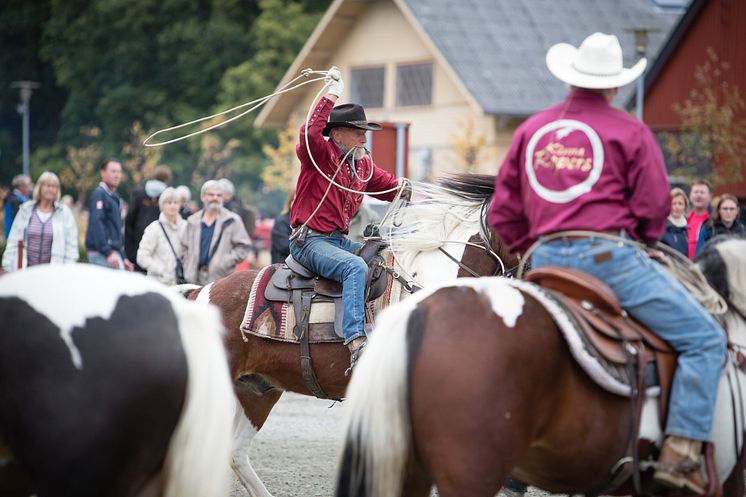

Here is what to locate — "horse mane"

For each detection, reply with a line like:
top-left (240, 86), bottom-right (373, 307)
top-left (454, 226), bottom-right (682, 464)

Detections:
top-left (435, 173), bottom-right (496, 202)
top-left (379, 173), bottom-right (495, 268)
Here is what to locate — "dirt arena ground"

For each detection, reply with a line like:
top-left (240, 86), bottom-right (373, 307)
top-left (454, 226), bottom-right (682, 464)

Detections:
top-left (227, 392), bottom-right (548, 497)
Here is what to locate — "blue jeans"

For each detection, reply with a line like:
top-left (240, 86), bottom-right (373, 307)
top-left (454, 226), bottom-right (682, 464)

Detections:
top-left (289, 233), bottom-right (365, 345)
top-left (87, 251), bottom-right (124, 269)
top-left (531, 237), bottom-right (726, 441)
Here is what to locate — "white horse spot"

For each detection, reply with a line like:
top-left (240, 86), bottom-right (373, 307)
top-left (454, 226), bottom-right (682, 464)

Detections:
top-left (196, 283), bottom-right (214, 305)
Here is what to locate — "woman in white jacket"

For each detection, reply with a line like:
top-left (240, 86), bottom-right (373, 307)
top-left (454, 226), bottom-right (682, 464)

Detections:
top-left (137, 187), bottom-right (186, 285)
top-left (2, 171), bottom-right (78, 271)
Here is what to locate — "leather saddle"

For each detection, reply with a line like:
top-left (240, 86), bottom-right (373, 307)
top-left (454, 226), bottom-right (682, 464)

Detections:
top-left (264, 239), bottom-right (389, 334)
top-left (262, 239), bottom-right (389, 400)
top-left (526, 267), bottom-right (676, 424)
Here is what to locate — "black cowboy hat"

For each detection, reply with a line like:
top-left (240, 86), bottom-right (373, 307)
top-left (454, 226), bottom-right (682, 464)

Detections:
top-left (322, 103), bottom-right (383, 136)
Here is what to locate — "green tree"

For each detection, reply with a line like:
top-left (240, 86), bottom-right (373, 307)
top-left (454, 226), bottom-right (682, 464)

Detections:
top-left (662, 48), bottom-right (746, 186)
top-left (0, 0), bottom-right (329, 203)
top-left (40, 0), bottom-right (259, 155)
top-left (0, 0), bottom-right (66, 184)
top-left (59, 126), bottom-right (102, 207)
top-left (262, 117), bottom-right (300, 191)
top-left (215, 0), bottom-right (325, 177)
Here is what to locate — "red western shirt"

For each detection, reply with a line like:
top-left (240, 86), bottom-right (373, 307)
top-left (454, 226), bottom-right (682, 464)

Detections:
top-left (291, 97), bottom-right (398, 234)
top-left (488, 89), bottom-right (671, 254)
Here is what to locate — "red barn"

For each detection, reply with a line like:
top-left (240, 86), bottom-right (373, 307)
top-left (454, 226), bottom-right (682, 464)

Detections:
top-left (634, 0), bottom-right (746, 198)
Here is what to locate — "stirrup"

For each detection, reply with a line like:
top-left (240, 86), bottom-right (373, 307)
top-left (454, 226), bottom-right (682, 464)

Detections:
top-left (652, 461), bottom-right (706, 495)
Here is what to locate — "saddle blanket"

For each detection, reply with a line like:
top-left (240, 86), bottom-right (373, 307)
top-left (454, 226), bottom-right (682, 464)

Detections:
top-left (509, 279), bottom-right (659, 397)
top-left (240, 264), bottom-right (343, 343)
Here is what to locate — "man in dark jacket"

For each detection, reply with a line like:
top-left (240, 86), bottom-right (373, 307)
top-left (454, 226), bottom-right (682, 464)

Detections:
top-left (85, 159), bottom-right (132, 270)
top-left (3, 174), bottom-right (33, 238)
top-left (124, 165), bottom-right (171, 272)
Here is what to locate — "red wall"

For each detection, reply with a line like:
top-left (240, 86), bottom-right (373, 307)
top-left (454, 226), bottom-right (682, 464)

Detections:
top-left (644, 0), bottom-right (746, 196)
top-left (369, 122), bottom-right (409, 177)
top-left (645, 0), bottom-right (746, 128)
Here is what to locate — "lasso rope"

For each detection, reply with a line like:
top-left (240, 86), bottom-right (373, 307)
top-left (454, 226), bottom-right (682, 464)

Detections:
top-left (653, 241), bottom-right (728, 315)
top-left (144, 67), bottom-right (409, 229)
top-left (143, 69), bottom-right (328, 146)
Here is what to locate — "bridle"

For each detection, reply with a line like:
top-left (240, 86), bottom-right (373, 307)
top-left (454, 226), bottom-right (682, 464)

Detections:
top-left (436, 200), bottom-right (518, 278)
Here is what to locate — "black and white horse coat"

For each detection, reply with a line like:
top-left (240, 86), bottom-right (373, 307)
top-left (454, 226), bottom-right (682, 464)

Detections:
top-left (0, 264), bottom-right (234, 497)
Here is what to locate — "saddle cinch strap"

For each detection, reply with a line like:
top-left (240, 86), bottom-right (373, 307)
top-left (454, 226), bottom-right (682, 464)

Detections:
top-left (525, 267), bottom-right (677, 425)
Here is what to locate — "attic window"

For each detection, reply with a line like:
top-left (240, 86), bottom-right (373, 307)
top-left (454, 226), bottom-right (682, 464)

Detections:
top-left (396, 62), bottom-right (433, 107)
top-left (350, 67), bottom-right (385, 109)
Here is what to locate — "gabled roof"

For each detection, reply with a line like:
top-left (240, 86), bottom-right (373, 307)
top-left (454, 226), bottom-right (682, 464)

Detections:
top-left (256, 0), bottom-right (684, 127)
top-left (255, 0), bottom-right (479, 128)
top-left (404, 0), bottom-right (684, 116)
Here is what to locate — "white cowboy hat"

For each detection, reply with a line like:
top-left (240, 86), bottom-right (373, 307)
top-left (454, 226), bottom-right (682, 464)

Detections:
top-left (546, 32), bottom-right (647, 89)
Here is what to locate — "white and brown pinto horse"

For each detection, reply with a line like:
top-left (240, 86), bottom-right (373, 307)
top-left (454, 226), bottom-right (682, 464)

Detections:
top-left (0, 264), bottom-right (234, 497)
top-left (184, 174), bottom-right (518, 497)
top-left (336, 237), bottom-right (746, 497)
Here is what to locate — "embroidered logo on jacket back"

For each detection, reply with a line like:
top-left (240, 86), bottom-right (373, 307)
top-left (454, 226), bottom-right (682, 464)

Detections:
top-left (525, 119), bottom-right (604, 204)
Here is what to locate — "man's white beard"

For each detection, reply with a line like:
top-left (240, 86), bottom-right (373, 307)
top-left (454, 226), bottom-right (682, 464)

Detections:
top-left (206, 202), bottom-right (222, 212)
top-left (352, 146), bottom-right (367, 161)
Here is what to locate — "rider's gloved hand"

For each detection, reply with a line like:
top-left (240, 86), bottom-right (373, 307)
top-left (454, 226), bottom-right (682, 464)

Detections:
top-left (399, 179), bottom-right (412, 201)
top-left (325, 66), bottom-right (344, 97)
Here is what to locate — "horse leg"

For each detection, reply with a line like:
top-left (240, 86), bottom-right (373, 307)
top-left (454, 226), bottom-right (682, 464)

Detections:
top-left (232, 385), bottom-right (283, 497)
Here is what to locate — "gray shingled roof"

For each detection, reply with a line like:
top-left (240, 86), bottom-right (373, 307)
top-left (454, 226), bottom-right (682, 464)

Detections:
top-left (403, 0), bottom-right (684, 116)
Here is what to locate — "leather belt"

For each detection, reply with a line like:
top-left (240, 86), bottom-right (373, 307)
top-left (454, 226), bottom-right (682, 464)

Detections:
top-left (556, 230), bottom-right (626, 241)
top-left (307, 228), bottom-right (345, 237)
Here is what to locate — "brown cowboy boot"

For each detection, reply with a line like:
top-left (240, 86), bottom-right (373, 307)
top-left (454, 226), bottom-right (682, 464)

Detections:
top-left (654, 436), bottom-right (707, 495)
top-left (345, 337), bottom-right (367, 376)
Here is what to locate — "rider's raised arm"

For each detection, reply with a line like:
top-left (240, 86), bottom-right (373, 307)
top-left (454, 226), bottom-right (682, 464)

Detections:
top-left (297, 97), bottom-right (333, 173)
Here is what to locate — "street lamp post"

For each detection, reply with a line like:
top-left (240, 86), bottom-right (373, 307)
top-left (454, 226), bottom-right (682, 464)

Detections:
top-left (632, 29), bottom-right (648, 121)
top-left (11, 81), bottom-right (40, 177)
top-left (625, 28), bottom-right (659, 122)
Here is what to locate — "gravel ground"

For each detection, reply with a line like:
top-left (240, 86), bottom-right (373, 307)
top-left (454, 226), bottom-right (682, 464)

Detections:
top-left (227, 393), bottom-right (554, 497)
top-left (229, 392), bottom-right (348, 497)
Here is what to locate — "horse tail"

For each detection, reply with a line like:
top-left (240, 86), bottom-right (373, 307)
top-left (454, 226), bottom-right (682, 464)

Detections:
top-left (162, 299), bottom-right (234, 497)
top-left (336, 300), bottom-right (427, 497)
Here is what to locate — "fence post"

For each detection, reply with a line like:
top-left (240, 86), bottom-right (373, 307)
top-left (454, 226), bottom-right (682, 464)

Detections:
top-left (17, 240), bottom-right (24, 270)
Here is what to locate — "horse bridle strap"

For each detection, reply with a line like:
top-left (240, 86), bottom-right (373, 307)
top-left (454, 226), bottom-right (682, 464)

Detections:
top-left (437, 247), bottom-right (481, 277)
top-left (379, 262), bottom-right (422, 293)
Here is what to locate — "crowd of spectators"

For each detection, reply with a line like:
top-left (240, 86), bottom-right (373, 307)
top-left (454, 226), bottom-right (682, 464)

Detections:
top-left (1, 170), bottom-right (744, 280)
top-left (0, 163), bottom-right (258, 284)
top-left (658, 179), bottom-right (746, 259)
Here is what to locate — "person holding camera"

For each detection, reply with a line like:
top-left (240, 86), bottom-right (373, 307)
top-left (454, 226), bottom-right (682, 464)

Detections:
top-left (136, 187), bottom-right (187, 285)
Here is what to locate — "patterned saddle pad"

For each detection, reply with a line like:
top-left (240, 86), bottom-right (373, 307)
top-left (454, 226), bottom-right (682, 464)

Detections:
top-left (240, 265), bottom-right (343, 343)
